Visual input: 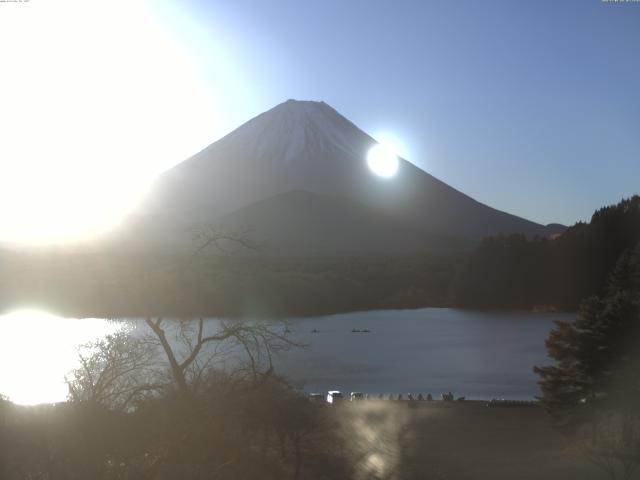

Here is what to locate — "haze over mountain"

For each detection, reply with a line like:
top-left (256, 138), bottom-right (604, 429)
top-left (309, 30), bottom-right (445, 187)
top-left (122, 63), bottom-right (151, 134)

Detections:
top-left (133, 100), bottom-right (562, 254)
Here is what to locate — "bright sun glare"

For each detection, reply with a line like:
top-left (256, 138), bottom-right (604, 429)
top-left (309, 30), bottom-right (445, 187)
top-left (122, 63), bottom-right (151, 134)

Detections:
top-left (367, 143), bottom-right (400, 178)
top-left (0, 310), bottom-right (121, 405)
top-left (0, 1), bottom-right (218, 244)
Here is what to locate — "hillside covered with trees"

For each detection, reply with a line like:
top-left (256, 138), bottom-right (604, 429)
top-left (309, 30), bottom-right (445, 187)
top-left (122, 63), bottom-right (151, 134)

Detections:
top-left (0, 250), bottom-right (458, 318)
top-left (454, 196), bottom-right (640, 310)
top-left (1, 197), bottom-right (637, 318)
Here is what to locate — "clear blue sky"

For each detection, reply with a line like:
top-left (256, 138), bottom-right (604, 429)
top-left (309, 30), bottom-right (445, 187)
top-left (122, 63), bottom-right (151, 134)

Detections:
top-left (150, 0), bottom-right (640, 226)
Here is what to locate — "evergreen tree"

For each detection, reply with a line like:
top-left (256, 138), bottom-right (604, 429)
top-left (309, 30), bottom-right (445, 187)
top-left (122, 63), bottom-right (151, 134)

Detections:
top-left (534, 244), bottom-right (640, 479)
top-left (455, 195), bottom-right (640, 309)
top-left (535, 244), bottom-right (640, 424)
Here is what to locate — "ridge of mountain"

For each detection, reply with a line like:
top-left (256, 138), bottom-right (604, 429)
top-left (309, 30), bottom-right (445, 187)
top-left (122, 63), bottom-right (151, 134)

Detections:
top-left (137, 99), bottom-right (562, 253)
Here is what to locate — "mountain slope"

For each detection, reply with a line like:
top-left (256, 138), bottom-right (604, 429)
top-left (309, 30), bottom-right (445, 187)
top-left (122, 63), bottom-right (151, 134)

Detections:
top-left (212, 190), bottom-right (470, 255)
top-left (138, 99), bottom-right (560, 253)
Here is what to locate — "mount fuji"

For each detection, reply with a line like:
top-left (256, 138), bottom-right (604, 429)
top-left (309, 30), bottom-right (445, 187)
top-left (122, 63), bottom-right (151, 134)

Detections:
top-left (132, 100), bottom-right (562, 254)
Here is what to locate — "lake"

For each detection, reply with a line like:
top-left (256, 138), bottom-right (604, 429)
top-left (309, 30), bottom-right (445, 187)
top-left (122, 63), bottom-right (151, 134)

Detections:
top-left (0, 308), bottom-right (572, 404)
top-left (274, 308), bottom-right (571, 400)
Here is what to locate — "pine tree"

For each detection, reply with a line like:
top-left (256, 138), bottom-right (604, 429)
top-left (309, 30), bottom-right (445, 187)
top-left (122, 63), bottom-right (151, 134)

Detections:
top-left (534, 243), bottom-right (640, 479)
top-left (535, 244), bottom-right (640, 423)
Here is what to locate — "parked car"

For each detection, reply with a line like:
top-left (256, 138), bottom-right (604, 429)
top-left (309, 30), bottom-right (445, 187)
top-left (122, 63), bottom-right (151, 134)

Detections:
top-left (308, 393), bottom-right (324, 402)
top-left (326, 390), bottom-right (344, 404)
top-left (350, 392), bottom-right (365, 401)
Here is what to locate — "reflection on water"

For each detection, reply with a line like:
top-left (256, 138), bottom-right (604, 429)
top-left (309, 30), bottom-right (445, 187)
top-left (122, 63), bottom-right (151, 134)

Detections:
top-left (0, 310), bottom-right (121, 405)
top-left (0, 308), bottom-right (572, 405)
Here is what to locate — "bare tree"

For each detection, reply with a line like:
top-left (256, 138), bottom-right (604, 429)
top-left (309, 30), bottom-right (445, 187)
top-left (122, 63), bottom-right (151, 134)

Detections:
top-left (67, 228), bottom-right (300, 408)
top-left (190, 225), bottom-right (263, 258)
top-left (144, 317), bottom-right (299, 399)
top-left (66, 330), bottom-right (163, 411)
top-left (142, 227), bottom-right (301, 399)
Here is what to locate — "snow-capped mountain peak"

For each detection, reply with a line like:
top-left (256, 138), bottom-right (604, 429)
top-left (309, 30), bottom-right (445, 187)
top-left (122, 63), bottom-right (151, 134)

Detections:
top-left (140, 99), bottom-right (558, 248)
top-left (197, 99), bottom-right (373, 169)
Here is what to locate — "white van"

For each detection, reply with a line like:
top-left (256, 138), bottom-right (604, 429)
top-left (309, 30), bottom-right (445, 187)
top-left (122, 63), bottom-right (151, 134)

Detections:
top-left (326, 390), bottom-right (344, 404)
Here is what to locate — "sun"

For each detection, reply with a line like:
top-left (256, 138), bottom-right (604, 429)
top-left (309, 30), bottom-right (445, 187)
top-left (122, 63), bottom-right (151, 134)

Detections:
top-left (367, 143), bottom-right (399, 178)
top-left (0, 1), bottom-right (218, 244)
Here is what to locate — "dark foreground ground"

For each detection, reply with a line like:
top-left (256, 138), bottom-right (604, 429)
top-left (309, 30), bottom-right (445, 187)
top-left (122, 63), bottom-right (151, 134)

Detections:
top-left (330, 400), bottom-right (606, 480)
top-left (1, 396), bottom-right (609, 479)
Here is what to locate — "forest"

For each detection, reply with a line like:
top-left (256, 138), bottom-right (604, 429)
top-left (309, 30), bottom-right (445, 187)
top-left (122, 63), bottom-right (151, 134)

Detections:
top-left (453, 196), bottom-right (640, 310)
top-left (0, 249), bottom-right (458, 318)
top-left (0, 196), bottom-right (637, 318)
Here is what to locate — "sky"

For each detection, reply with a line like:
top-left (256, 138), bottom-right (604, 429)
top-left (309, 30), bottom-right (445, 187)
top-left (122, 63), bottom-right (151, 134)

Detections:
top-left (0, 0), bottom-right (638, 242)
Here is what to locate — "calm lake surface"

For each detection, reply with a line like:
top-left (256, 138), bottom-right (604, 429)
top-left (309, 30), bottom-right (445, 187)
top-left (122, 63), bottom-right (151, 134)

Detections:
top-left (274, 308), bottom-right (572, 400)
top-left (0, 308), bottom-right (573, 404)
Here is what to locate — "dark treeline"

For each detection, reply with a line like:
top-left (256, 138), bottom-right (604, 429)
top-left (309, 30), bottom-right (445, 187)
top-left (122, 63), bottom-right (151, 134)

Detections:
top-left (1, 196), bottom-right (637, 318)
top-left (0, 250), bottom-right (459, 318)
top-left (454, 196), bottom-right (640, 310)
